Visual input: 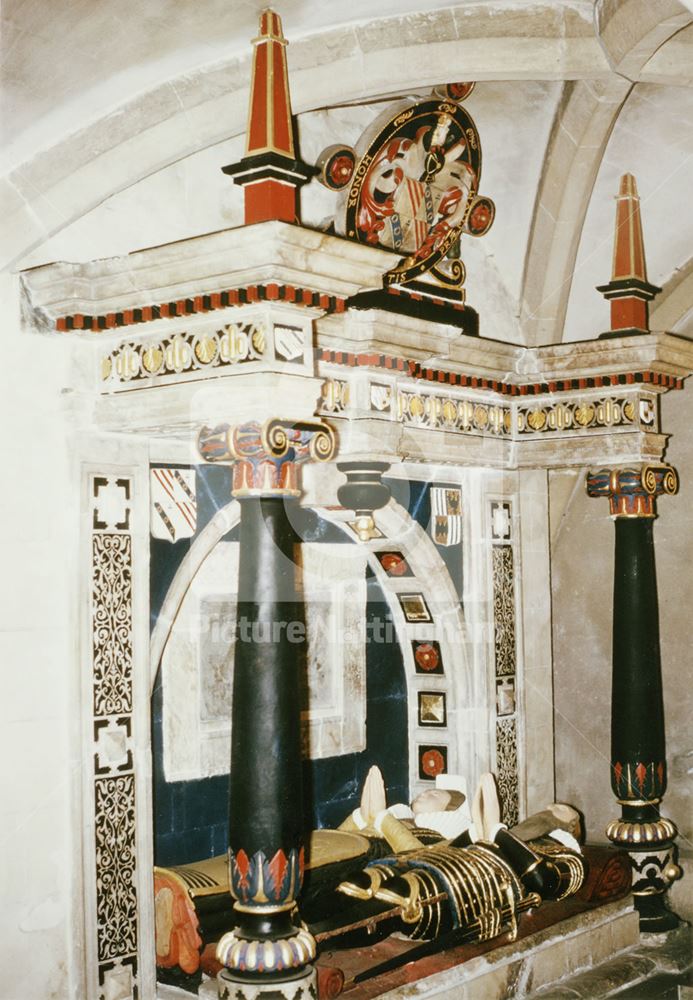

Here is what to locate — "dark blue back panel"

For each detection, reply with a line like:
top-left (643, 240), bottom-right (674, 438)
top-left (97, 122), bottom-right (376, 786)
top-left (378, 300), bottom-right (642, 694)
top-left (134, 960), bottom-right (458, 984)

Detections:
top-left (303, 568), bottom-right (409, 831)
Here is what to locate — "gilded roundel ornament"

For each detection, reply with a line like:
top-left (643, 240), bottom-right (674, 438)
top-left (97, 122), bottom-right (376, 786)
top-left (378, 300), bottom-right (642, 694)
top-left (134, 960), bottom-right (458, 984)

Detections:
top-left (342, 98), bottom-right (495, 285)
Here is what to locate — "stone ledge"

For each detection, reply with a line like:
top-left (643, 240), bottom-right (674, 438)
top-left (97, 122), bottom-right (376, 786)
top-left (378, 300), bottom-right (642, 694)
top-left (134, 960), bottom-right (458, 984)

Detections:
top-left (530, 954), bottom-right (656, 999)
top-left (376, 898), bottom-right (639, 999)
top-left (530, 921), bottom-right (693, 999)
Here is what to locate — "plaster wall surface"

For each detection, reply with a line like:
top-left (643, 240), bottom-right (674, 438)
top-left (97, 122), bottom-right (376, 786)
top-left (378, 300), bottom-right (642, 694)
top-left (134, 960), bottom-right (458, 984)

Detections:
top-left (0, 272), bottom-right (79, 999)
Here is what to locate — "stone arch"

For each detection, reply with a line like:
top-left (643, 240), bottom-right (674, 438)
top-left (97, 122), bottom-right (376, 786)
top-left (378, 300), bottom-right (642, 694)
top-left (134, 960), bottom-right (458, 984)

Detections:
top-left (519, 77), bottom-right (631, 346)
top-left (595, 0), bottom-right (692, 80)
top-left (4, 2), bottom-right (609, 271)
top-left (150, 490), bottom-right (483, 811)
top-left (650, 256), bottom-right (693, 333)
top-left (520, 0), bottom-right (692, 345)
top-left (150, 497), bottom-right (240, 688)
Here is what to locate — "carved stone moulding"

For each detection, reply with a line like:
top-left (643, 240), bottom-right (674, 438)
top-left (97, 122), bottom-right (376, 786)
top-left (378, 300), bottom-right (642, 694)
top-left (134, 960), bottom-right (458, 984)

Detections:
top-left (101, 306), bottom-right (315, 389)
top-left (59, 282), bottom-right (346, 335)
top-left (19, 220), bottom-right (393, 334)
top-left (315, 342), bottom-right (688, 398)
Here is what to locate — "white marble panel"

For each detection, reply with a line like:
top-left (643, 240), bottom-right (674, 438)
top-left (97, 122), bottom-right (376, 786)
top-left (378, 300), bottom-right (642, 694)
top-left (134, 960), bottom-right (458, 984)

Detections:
top-left (162, 540), bottom-right (368, 780)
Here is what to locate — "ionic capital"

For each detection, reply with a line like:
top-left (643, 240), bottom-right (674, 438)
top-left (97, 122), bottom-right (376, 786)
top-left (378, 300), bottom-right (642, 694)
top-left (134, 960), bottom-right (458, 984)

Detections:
top-left (198, 417), bottom-right (336, 497)
top-left (586, 464), bottom-right (678, 518)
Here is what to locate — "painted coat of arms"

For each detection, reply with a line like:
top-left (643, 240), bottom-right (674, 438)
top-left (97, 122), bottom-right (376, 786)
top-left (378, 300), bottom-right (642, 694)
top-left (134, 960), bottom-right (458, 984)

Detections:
top-left (431, 486), bottom-right (462, 546)
top-left (150, 467), bottom-right (197, 542)
top-left (341, 97), bottom-right (495, 286)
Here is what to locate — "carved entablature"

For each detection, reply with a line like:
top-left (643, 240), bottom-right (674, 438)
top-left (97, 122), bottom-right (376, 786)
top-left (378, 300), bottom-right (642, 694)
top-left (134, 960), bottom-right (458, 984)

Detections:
top-left (19, 221), bottom-right (693, 469)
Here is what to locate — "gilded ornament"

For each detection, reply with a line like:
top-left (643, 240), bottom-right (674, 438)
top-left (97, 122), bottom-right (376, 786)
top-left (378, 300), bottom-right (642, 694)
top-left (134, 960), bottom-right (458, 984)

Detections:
top-left (429, 258), bottom-right (466, 288)
top-left (220, 325), bottom-right (248, 362)
top-left (321, 380), bottom-right (338, 410)
top-left (606, 816), bottom-right (677, 845)
top-left (193, 335), bottom-right (217, 365)
top-left (527, 409), bottom-right (547, 431)
top-left (216, 923), bottom-right (316, 972)
top-left (262, 419), bottom-right (293, 458)
top-left (142, 345), bottom-right (164, 373)
top-left (489, 407), bottom-right (504, 433)
top-left (409, 395), bottom-right (425, 419)
top-left (623, 400), bottom-right (635, 421)
top-left (574, 403), bottom-right (595, 426)
top-left (429, 397), bottom-right (443, 421)
top-left (165, 337), bottom-right (192, 372)
top-left (442, 399), bottom-right (457, 425)
top-left (342, 96), bottom-right (493, 286)
top-left (473, 405), bottom-right (489, 429)
top-left (642, 464), bottom-right (678, 496)
top-left (115, 347), bottom-right (139, 380)
top-left (251, 326), bottom-right (266, 355)
top-left (101, 356), bottom-right (112, 381)
top-left (547, 405), bottom-right (569, 431)
top-left (309, 424), bottom-right (337, 462)
top-left (459, 400), bottom-right (474, 427)
top-left (596, 400), bottom-right (613, 425)
top-left (321, 379), bottom-right (348, 412)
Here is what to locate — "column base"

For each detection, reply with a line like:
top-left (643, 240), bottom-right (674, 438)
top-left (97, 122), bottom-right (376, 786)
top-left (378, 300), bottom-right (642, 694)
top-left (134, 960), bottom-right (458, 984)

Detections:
top-left (609, 835), bottom-right (684, 933)
top-left (634, 891), bottom-right (682, 933)
top-left (217, 966), bottom-right (317, 1000)
top-left (216, 921), bottom-right (317, 975)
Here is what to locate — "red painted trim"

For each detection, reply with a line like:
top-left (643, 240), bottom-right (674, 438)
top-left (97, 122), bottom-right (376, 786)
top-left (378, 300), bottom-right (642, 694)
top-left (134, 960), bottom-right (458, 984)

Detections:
top-left (248, 43), bottom-right (269, 153)
top-left (271, 41), bottom-right (292, 155)
top-left (54, 282), bottom-right (348, 333)
top-left (244, 178), bottom-right (296, 225)
top-left (317, 351), bottom-right (684, 397)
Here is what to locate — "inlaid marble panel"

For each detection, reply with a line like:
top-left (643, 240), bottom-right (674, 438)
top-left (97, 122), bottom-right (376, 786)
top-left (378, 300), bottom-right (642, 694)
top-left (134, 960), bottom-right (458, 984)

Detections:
top-left (162, 541), bottom-right (368, 779)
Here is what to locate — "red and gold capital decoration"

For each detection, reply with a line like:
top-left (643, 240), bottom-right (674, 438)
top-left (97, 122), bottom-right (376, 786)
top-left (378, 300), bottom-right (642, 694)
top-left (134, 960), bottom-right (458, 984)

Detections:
top-left (198, 417), bottom-right (336, 497)
top-left (586, 465), bottom-right (678, 518)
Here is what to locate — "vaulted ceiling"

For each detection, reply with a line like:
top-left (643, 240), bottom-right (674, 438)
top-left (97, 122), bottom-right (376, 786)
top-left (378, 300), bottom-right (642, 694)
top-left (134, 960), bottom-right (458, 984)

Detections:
top-left (2, 0), bottom-right (692, 343)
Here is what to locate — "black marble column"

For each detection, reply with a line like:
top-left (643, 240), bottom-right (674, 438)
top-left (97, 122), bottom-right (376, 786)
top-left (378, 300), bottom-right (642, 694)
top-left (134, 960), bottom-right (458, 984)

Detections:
top-left (198, 417), bottom-right (335, 999)
top-left (587, 464), bottom-right (682, 931)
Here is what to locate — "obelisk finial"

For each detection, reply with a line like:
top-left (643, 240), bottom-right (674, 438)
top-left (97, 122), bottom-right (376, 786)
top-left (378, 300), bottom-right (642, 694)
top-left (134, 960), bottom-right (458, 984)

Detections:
top-left (597, 173), bottom-right (660, 336)
top-left (246, 10), bottom-right (294, 159)
top-left (222, 9), bottom-right (314, 225)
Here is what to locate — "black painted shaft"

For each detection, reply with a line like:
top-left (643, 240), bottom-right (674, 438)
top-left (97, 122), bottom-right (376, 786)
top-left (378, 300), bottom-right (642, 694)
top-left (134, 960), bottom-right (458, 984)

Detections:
top-left (229, 496), bottom-right (305, 919)
top-left (611, 518), bottom-right (666, 801)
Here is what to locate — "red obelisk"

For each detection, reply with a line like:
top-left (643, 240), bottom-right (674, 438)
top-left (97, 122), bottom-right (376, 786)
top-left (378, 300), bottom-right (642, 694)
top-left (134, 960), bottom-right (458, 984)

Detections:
top-left (597, 174), bottom-right (660, 336)
top-left (222, 10), bottom-right (313, 225)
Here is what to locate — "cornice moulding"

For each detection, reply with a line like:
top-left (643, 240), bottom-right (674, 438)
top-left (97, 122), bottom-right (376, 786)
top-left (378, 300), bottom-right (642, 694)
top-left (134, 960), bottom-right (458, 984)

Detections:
top-left (523, 333), bottom-right (693, 383)
top-left (19, 221), bottom-right (396, 327)
top-left (19, 224), bottom-right (693, 402)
